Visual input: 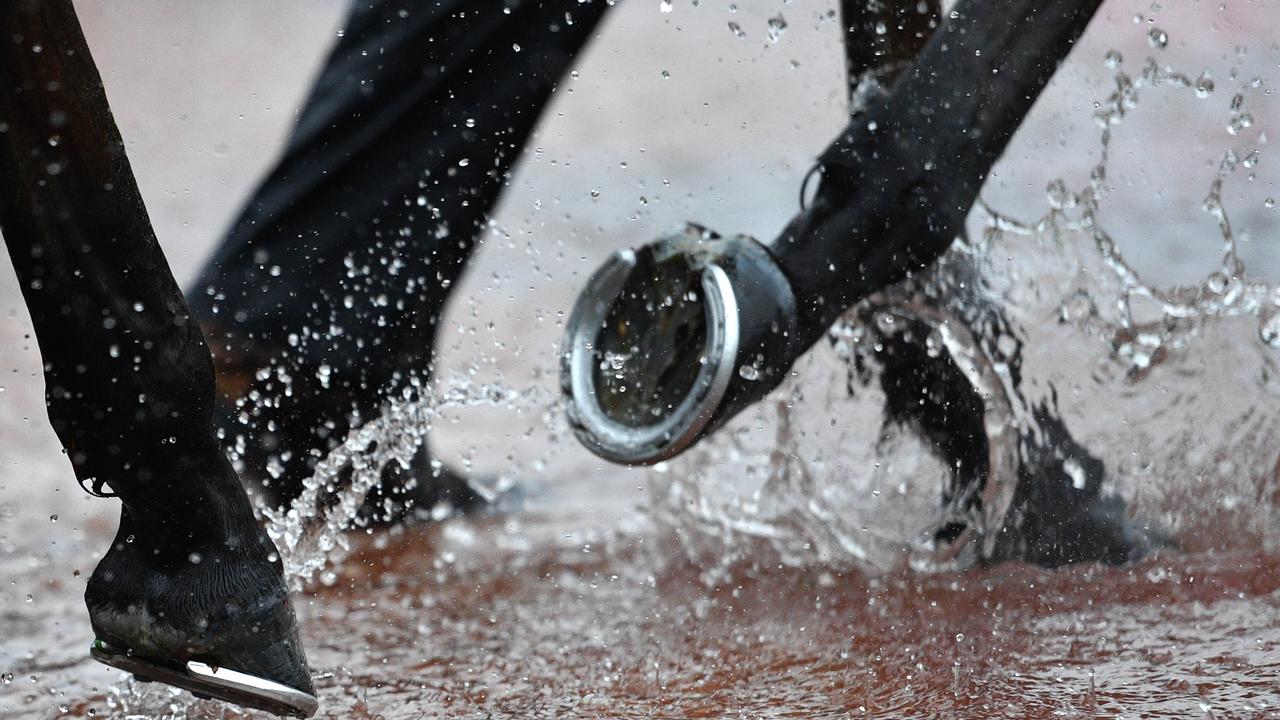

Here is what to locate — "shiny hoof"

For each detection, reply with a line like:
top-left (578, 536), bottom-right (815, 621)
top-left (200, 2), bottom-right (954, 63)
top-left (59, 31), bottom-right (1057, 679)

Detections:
top-left (91, 639), bottom-right (318, 718)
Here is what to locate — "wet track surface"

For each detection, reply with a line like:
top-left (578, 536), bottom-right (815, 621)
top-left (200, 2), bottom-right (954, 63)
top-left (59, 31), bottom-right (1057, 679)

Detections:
top-left (7, 503), bottom-right (1280, 719)
top-left (299, 530), bottom-right (1280, 719)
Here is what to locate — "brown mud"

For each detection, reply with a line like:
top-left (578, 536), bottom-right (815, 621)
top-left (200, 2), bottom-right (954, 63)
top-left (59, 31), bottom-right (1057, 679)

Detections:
top-left (290, 525), bottom-right (1280, 719)
top-left (36, 515), bottom-right (1273, 719)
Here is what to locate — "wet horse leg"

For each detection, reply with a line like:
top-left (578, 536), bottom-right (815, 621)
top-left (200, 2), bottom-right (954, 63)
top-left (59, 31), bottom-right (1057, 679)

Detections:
top-left (0, 0), bottom-right (312, 695)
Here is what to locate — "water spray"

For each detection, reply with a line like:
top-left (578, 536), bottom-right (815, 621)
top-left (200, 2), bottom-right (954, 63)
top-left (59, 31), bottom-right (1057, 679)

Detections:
top-left (562, 0), bottom-right (1105, 464)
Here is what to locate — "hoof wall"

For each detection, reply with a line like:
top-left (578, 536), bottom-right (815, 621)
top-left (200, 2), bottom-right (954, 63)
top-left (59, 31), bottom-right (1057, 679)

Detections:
top-left (91, 640), bottom-right (318, 718)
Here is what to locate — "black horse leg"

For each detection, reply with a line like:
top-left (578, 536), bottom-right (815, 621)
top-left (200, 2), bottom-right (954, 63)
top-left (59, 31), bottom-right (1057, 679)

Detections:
top-left (0, 0), bottom-right (313, 703)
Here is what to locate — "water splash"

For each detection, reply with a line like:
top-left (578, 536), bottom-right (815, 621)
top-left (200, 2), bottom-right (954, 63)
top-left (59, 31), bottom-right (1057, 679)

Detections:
top-left (103, 678), bottom-right (237, 720)
top-left (240, 43), bottom-right (1280, 590)
top-left (766, 14), bottom-right (787, 43)
top-left (650, 49), bottom-right (1280, 580)
top-left (258, 376), bottom-right (553, 589)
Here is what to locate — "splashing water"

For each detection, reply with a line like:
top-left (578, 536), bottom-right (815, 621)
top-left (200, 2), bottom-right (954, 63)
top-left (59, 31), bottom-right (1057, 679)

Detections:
top-left (96, 376), bottom-right (562, 717)
top-left (97, 43), bottom-right (1280, 718)
top-left (55, 30), bottom-right (1280, 720)
top-left (650, 50), bottom-right (1280, 581)
top-left (256, 47), bottom-right (1280, 590)
top-left (104, 678), bottom-right (237, 720)
top-left (259, 377), bottom-right (555, 588)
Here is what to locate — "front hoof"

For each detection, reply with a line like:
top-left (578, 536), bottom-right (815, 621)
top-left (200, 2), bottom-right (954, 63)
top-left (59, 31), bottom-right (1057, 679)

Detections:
top-left (86, 508), bottom-right (315, 698)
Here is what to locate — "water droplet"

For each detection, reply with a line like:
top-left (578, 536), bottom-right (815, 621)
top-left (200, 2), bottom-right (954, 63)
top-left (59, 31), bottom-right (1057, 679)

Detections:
top-left (48, 514), bottom-right (57, 523)
top-left (1265, 197), bottom-right (1275, 209)
top-left (1228, 113), bottom-right (1253, 136)
top-left (1104, 50), bottom-right (1123, 68)
top-left (1195, 71), bottom-right (1214, 98)
top-left (1064, 458), bottom-right (1087, 489)
top-left (659, 0), bottom-right (672, 12)
top-left (738, 364), bottom-right (760, 381)
top-left (727, 21), bottom-right (745, 38)
top-left (1147, 27), bottom-right (1168, 49)
top-left (1256, 314), bottom-right (1280, 349)
top-left (188, 552), bottom-right (203, 565)
top-left (766, 14), bottom-right (787, 43)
